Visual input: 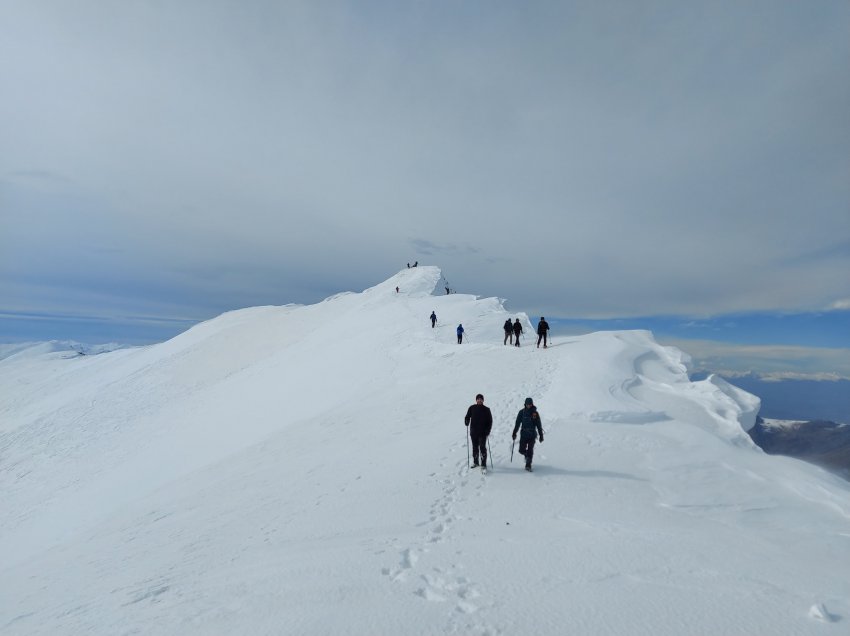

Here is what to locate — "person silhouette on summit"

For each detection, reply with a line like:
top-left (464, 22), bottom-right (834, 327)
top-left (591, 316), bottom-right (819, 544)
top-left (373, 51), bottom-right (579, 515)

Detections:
top-left (457, 323), bottom-right (464, 344)
top-left (430, 311), bottom-right (437, 328)
top-left (512, 319), bottom-right (523, 347)
top-left (512, 397), bottom-right (543, 471)
top-left (537, 317), bottom-right (550, 348)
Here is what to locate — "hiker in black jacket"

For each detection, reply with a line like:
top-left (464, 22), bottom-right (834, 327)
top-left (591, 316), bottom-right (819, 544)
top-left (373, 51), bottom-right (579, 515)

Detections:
top-left (465, 394), bottom-right (493, 468)
top-left (512, 397), bottom-right (543, 471)
top-left (512, 319), bottom-right (523, 347)
top-left (430, 311), bottom-right (437, 328)
top-left (537, 317), bottom-right (550, 348)
top-left (503, 319), bottom-right (513, 345)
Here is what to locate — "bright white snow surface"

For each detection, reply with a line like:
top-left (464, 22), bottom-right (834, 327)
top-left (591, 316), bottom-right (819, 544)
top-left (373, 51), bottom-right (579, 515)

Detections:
top-left (1, 266), bottom-right (848, 635)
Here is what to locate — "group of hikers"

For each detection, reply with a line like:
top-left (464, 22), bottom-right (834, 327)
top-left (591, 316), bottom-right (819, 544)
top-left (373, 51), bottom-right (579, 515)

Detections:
top-left (464, 394), bottom-right (544, 472)
top-left (428, 313), bottom-right (550, 348)
top-left (504, 317), bottom-right (550, 347)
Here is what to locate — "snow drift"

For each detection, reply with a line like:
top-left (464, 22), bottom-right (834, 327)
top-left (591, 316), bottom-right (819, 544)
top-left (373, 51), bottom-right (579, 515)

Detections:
top-left (1, 266), bottom-right (848, 635)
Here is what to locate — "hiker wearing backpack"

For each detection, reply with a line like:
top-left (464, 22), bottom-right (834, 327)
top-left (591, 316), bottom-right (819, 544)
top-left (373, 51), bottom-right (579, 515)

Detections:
top-left (512, 397), bottom-right (543, 472)
top-left (503, 319), bottom-right (513, 345)
top-left (512, 319), bottom-right (523, 347)
top-left (537, 317), bottom-right (550, 348)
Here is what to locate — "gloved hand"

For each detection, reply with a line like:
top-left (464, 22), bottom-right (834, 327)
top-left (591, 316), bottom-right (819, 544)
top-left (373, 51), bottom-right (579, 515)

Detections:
top-left (512, 433), bottom-right (516, 440)
top-left (539, 434), bottom-right (544, 443)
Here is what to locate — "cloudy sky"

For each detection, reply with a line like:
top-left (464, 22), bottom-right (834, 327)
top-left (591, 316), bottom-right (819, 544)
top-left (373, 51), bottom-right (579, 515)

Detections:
top-left (1, 1), bottom-right (848, 369)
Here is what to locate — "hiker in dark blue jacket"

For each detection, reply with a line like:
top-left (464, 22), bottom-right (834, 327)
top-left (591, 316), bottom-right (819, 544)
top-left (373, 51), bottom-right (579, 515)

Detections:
top-left (430, 311), bottom-right (437, 328)
top-left (456, 324), bottom-right (464, 344)
top-left (512, 397), bottom-right (543, 471)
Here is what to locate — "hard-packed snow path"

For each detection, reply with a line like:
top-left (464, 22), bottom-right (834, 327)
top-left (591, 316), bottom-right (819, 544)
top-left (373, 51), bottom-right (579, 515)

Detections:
top-left (1, 267), bottom-right (848, 635)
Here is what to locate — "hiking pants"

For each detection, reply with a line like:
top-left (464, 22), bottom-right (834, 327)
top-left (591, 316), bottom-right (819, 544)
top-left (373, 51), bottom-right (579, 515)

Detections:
top-left (504, 330), bottom-right (512, 345)
top-left (519, 433), bottom-right (536, 464)
top-left (513, 331), bottom-right (521, 346)
top-left (537, 332), bottom-right (547, 347)
top-left (471, 433), bottom-right (488, 466)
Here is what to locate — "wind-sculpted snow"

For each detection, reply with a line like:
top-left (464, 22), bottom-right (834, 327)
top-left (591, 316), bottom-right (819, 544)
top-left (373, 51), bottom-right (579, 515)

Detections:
top-left (1, 267), bottom-right (848, 635)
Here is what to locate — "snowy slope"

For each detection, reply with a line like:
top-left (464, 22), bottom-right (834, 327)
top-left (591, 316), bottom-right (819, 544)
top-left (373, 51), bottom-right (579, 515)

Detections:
top-left (1, 266), bottom-right (848, 635)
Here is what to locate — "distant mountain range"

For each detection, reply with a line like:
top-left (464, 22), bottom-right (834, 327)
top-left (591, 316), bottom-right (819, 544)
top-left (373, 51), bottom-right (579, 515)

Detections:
top-left (749, 418), bottom-right (850, 480)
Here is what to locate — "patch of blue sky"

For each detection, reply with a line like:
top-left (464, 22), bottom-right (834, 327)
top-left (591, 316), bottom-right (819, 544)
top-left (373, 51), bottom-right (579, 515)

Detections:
top-left (0, 312), bottom-right (194, 345)
top-left (547, 311), bottom-right (850, 349)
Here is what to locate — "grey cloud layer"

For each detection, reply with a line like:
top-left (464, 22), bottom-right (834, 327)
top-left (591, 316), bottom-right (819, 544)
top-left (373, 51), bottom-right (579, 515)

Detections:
top-left (1, 1), bottom-right (848, 324)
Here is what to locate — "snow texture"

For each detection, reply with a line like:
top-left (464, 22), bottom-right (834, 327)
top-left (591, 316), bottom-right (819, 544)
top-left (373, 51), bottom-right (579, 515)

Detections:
top-left (1, 266), bottom-right (848, 635)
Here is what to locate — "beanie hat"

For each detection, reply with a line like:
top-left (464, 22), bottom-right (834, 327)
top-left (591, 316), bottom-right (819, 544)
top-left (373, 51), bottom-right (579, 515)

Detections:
top-left (476, 393), bottom-right (484, 401)
top-left (525, 397), bottom-right (533, 406)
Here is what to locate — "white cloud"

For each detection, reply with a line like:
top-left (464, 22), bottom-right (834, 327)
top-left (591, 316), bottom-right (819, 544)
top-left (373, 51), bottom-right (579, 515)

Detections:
top-left (662, 337), bottom-right (850, 379)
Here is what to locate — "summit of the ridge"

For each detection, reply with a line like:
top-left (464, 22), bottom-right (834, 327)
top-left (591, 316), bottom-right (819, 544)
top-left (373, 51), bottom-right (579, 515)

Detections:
top-left (364, 265), bottom-right (443, 297)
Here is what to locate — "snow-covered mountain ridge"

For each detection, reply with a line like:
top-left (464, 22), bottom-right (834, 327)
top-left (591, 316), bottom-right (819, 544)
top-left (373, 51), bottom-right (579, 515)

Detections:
top-left (1, 266), bottom-right (848, 635)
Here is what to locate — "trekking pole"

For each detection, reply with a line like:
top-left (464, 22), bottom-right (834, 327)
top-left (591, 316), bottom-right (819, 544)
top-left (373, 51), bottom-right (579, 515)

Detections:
top-left (466, 428), bottom-right (470, 468)
top-left (510, 439), bottom-right (514, 462)
top-left (487, 437), bottom-right (493, 470)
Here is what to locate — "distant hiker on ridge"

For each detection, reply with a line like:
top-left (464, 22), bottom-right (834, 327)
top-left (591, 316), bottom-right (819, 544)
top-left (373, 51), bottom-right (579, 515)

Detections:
top-left (512, 319), bottom-right (523, 347)
top-left (513, 397), bottom-right (543, 472)
top-left (456, 323), bottom-right (464, 344)
top-left (537, 317), bottom-right (550, 348)
top-left (465, 393), bottom-right (493, 470)
top-left (430, 311), bottom-right (437, 328)
top-left (503, 318), bottom-right (513, 345)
